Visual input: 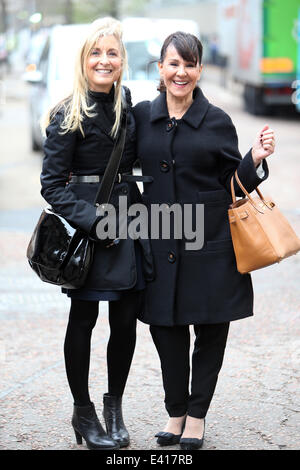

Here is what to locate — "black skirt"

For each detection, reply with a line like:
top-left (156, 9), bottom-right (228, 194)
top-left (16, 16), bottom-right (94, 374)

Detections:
top-left (62, 241), bottom-right (145, 301)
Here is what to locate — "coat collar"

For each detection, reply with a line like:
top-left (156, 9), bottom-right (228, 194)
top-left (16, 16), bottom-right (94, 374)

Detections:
top-left (87, 90), bottom-right (115, 139)
top-left (150, 87), bottom-right (210, 129)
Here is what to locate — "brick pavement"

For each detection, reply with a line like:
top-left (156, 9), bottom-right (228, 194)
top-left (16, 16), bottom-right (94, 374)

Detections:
top-left (0, 227), bottom-right (299, 450)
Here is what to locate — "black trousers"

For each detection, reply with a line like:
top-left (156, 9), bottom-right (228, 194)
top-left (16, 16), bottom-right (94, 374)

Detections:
top-left (150, 322), bottom-right (230, 419)
top-left (64, 290), bottom-right (142, 407)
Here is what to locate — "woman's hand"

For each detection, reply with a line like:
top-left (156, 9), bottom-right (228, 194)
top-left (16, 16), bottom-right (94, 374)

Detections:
top-left (251, 125), bottom-right (275, 167)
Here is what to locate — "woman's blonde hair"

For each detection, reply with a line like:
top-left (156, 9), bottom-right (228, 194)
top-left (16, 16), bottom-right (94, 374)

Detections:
top-left (41, 17), bottom-right (128, 138)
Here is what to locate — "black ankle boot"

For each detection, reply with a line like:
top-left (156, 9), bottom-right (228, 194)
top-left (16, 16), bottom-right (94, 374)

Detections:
top-left (72, 402), bottom-right (119, 450)
top-left (103, 393), bottom-right (130, 448)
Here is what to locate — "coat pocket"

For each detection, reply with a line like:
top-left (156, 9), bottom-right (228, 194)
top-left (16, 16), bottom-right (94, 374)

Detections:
top-left (206, 239), bottom-right (233, 252)
top-left (197, 189), bottom-right (232, 242)
top-left (197, 189), bottom-right (232, 204)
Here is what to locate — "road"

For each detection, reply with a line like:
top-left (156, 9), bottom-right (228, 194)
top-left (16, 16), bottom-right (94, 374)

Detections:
top-left (0, 69), bottom-right (299, 451)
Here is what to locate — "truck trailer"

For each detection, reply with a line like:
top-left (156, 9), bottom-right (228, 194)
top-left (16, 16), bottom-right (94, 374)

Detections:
top-left (218, 0), bottom-right (300, 114)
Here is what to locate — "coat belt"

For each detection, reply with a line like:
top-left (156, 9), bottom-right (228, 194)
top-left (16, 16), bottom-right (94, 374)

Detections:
top-left (69, 173), bottom-right (153, 184)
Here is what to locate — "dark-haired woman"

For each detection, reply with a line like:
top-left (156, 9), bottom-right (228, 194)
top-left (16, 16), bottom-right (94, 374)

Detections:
top-left (134, 32), bottom-right (275, 449)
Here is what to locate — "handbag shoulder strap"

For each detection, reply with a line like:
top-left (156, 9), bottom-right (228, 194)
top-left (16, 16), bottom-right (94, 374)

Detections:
top-left (233, 170), bottom-right (265, 202)
top-left (93, 88), bottom-right (128, 207)
top-left (230, 170), bottom-right (267, 214)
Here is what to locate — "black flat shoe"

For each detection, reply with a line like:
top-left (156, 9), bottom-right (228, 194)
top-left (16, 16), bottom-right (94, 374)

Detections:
top-left (179, 437), bottom-right (204, 450)
top-left (155, 431), bottom-right (182, 446)
top-left (179, 419), bottom-right (205, 450)
top-left (103, 393), bottom-right (130, 448)
top-left (72, 402), bottom-right (119, 450)
top-left (155, 417), bottom-right (186, 447)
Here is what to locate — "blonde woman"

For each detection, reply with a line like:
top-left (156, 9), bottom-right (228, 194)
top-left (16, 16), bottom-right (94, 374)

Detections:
top-left (40, 18), bottom-right (154, 450)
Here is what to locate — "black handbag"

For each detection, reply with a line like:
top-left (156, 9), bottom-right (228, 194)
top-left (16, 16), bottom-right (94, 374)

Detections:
top-left (26, 108), bottom-right (127, 289)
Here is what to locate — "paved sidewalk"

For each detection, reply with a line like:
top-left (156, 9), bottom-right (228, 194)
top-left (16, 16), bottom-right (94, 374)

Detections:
top-left (0, 225), bottom-right (299, 451)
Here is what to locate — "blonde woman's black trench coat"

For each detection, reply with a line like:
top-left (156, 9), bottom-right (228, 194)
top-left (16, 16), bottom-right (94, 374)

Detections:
top-left (40, 87), bottom-right (154, 292)
top-left (133, 87), bottom-right (269, 326)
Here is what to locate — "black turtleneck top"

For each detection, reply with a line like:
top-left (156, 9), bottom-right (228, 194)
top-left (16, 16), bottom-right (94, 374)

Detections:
top-left (86, 87), bottom-right (116, 140)
top-left (88, 86), bottom-right (115, 102)
top-left (88, 87), bottom-right (115, 132)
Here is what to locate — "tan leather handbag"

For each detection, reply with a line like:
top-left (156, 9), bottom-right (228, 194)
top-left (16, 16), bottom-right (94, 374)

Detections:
top-left (228, 171), bottom-right (300, 274)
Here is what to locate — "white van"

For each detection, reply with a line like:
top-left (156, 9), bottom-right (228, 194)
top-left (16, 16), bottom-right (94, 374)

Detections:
top-left (24, 18), bottom-right (200, 150)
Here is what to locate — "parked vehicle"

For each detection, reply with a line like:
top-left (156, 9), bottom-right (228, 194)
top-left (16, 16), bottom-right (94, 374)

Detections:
top-left (23, 24), bottom-right (87, 150)
top-left (25, 28), bottom-right (50, 73)
top-left (218, 0), bottom-right (300, 114)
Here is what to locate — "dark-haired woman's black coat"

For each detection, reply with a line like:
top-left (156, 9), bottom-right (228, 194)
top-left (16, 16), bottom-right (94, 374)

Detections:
top-left (133, 87), bottom-right (269, 326)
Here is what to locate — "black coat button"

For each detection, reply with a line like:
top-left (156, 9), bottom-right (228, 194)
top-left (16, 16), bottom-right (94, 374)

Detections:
top-left (166, 118), bottom-right (177, 132)
top-left (160, 160), bottom-right (170, 172)
top-left (122, 187), bottom-right (128, 194)
top-left (168, 252), bottom-right (176, 263)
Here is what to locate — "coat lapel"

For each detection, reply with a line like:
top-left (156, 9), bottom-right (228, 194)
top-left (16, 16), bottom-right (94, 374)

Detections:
top-left (150, 87), bottom-right (210, 128)
top-left (150, 92), bottom-right (169, 123)
top-left (182, 87), bottom-right (210, 128)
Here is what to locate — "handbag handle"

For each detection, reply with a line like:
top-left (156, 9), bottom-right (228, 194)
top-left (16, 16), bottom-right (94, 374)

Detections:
top-left (230, 170), bottom-right (269, 213)
top-left (93, 90), bottom-right (128, 208)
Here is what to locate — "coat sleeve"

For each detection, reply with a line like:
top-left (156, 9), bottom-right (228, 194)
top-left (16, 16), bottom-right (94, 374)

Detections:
top-left (216, 111), bottom-right (269, 197)
top-left (40, 111), bottom-right (98, 233)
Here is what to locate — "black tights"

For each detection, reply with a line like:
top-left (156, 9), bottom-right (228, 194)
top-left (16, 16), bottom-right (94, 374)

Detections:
top-left (64, 290), bottom-right (141, 406)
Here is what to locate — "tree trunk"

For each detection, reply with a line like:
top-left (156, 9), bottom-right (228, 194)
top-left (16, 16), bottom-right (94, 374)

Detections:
top-left (108, 0), bottom-right (119, 18)
top-left (0, 0), bottom-right (8, 33)
top-left (65, 0), bottom-right (73, 24)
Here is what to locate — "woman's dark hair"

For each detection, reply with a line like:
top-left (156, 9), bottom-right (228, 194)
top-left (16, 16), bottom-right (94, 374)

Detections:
top-left (158, 31), bottom-right (203, 92)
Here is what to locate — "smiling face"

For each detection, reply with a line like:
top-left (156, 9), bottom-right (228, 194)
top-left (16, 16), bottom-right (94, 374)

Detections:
top-left (158, 44), bottom-right (202, 101)
top-left (86, 34), bottom-right (122, 93)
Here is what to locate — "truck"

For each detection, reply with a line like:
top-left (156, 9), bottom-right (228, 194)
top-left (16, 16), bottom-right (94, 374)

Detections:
top-left (218, 0), bottom-right (300, 114)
